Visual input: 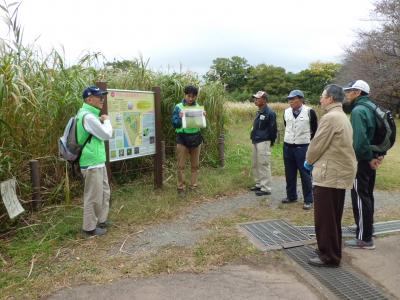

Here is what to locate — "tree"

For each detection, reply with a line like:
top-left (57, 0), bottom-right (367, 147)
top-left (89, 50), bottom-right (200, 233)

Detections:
top-left (336, 0), bottom-right (400, 114)
top-left (247, 64), bottom-right (292, 101)
top-left (295, 62), bottom-right (341, 103)
top-left (204, 56), bottom-right (250, 92)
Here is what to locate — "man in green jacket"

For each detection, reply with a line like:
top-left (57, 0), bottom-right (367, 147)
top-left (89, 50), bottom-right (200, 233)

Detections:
top-left (343, 80), bottom-right (384, 250)
top-left (77, 86), bottom-right (113, 236)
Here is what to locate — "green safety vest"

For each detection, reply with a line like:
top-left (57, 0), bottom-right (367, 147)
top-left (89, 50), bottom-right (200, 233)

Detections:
top-left (175, 102), bottom-right (201, 134)
top-left (76, 103), bottom-right (107, 167)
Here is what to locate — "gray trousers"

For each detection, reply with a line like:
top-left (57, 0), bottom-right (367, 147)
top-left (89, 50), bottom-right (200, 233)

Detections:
top-left (252, 141), bottom-right (272, 192)
top-left (81, 166), bottom-right (110, 231)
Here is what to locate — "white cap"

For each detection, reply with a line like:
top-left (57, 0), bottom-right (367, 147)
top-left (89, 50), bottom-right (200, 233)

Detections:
top-left (253, 91), bottom-right (267, 98)
top-left (343, 80), bottom-right (370, 94)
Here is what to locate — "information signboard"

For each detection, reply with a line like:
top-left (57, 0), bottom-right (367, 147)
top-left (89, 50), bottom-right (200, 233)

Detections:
top-left (107, 89), bottom-right (156, 162)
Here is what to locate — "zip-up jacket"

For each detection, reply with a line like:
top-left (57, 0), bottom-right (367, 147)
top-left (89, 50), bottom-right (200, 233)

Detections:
top-left (350, 96), bottom-right (377, 161)
top-left (250, 106), bottom-right (277, 144)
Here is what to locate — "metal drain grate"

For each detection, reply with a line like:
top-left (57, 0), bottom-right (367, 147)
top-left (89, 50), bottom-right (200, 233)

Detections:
top-left (296, 220), bottom-right (400, 237)
top-left (373, 220), bottom-right (400, 235)
top-left (296, 226), bottom-right (355, 237)
top-left (238, 219), bottom-right (315, 250)
top-left (285, 246), bottom-right (388, 300)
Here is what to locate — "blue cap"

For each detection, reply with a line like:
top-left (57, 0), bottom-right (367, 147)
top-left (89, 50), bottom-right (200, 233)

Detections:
top-left (287, 90), bottom-right (304, 99)
top-left (82, 86), bottom-right (108, 99)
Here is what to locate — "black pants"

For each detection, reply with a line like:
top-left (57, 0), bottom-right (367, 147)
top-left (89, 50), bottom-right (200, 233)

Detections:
top-left (314, 186), bottom-right (345, 266)
top-left (351, 160), bottom-right (376, 242)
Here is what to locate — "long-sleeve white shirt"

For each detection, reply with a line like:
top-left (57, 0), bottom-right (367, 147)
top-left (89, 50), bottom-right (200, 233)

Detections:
top-left (83, 114), bottom-right (113, 140)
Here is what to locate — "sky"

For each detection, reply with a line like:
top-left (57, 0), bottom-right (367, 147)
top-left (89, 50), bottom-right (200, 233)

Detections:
top-left (8, 0), bottom-right (376, 75)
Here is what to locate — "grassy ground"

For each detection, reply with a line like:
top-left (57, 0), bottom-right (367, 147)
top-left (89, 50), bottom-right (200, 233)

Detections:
top-left (1, 102), bottom-right (399, 299)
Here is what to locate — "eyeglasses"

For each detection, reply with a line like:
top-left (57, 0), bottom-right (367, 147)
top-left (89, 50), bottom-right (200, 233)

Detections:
top-left (94, 95), bottom-right (105, 102)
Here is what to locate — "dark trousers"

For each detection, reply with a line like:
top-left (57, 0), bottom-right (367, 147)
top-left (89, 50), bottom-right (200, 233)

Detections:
top-left (351, 160), bottom-right (376, 242)
top-left (283, 144), bottom-right (313, 203)
top-left (314, 186), bottom-right (345, 266)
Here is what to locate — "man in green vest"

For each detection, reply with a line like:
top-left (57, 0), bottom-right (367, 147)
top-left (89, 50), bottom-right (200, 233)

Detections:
top-left (77, 86), bottom-right (113, 236)
top-left (171, 85), bottom-right (204, 195)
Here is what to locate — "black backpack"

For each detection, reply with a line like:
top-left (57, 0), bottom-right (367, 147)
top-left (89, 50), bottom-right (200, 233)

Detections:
top-left (357, 101), bottom-right (396, 154)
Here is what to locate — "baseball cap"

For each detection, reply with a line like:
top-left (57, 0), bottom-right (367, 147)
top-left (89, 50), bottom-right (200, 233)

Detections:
top-left (287, 90), bottom-right (304, 99)
top-left (82, 86), bottom-right (108, 99)
top-left (343, 80), bottom-right (370, 94)
top-left (253, 91), bottom-right (267, 98)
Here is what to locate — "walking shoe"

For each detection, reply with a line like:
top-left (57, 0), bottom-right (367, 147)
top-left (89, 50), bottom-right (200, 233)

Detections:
top-left (344, 239), bottom-right (375, 250)
top-left (249, 186), bottom-right (261, 192)
top-left (177, 189), bottom-right (186, 197)
top-left (308, 256), bottom-right (338, 268)
top-left (303, 203), bottom-right (313, 210)
top-left (255, 190), bottom-right (271, 196)
top-left (281, 197), bottom-right (298, 204)
top-left (98, 220), bottom-right (113, 229)
top-left (83, 227), bottom-right (107, 237)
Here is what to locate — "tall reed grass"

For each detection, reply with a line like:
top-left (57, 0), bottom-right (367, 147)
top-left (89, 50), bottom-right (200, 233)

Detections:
top-left (0, 2), bottom-right (225, 227)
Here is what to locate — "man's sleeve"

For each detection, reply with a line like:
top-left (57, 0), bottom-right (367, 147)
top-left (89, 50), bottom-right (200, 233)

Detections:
top-left (306, 115), bottom-right (334, 164)
top-left (351, 109), bottom-right (373, 161)
top-left (83, 114), bottom-right (113, 140)
top-left (171, 105), bottom-right (182, 129)
top-left (309, 109), bottom-right (318, 140)
top-left (270, 112), bottom-right (277, 144)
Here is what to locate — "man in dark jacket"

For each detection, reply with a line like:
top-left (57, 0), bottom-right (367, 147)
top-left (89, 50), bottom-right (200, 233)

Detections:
top-left (343, 80), bottom-right (384, 250)
top-left (249, 91), bottom-right (277, 196)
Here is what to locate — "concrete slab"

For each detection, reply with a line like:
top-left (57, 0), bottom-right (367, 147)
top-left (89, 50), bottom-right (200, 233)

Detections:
top-left (48, 264), bottom-right (321, 300)
top-left (344, 234), bottom-right (400, 299)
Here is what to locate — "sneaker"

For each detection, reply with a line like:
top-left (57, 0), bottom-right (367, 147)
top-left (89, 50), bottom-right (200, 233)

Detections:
top-left (249, 186), bottom-right (261, 192)
top-left (255, 190), bottom-right (271, 196)
top-left (83, 227), bottom-right (107, 237)
top-left (281, 197), bottom-right (298, 204)
top-left (303, 203), bottom-right (313, 210)
top-left (344, 239), bottom-right (375, 250)
top-left (98, 220), bottom-right (113, 229)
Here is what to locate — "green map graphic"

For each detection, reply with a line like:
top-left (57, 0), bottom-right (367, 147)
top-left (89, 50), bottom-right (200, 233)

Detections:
top-left (123, 112), bottom-right (142, 146)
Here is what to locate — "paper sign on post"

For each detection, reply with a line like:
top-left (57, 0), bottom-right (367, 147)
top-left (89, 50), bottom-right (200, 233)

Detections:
top-left (182, 106), bottom-right (206, 129)
top-left (1, 179), bottom-right (25, 219)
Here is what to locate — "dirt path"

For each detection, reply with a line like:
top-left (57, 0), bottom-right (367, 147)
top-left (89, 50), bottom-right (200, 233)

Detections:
top-left (48, 176), bottom-right (400, 299)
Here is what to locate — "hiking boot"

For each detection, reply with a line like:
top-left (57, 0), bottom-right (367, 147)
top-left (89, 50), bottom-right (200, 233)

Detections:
top-left (303, 203), bottom-right (313, 210)
top-left (344, 239), bottom-right (375, 250)
top-left (83, 227), bottom-right (107, 237)
top-left (255, 190), bottom-right (271, 196)
top-left (281, 197), bottom-right (298, 204)
top-left (249, 186), bottom-right (261, 192)
top-left (98, 220), bottom-right (113, 229)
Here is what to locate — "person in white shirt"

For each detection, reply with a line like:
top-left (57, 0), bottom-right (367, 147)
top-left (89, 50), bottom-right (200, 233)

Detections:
top-left (282, 90), bottom-right (318, 210)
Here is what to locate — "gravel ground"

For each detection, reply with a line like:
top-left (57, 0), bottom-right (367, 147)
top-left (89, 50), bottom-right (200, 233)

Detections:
top-left (118, 176), bottom-right (400, 256)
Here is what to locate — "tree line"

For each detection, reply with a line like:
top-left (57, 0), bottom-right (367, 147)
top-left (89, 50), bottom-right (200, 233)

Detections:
top-left (204, 56), bottom-right (340, 104)
top-left (204, 0), bottom-right (400, 114)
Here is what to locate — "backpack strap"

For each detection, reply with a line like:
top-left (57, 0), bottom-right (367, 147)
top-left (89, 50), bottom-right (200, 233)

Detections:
top-left (74, 113), bottom-right (93, 171)
top-left (78, 112), bottom-right (93, 149)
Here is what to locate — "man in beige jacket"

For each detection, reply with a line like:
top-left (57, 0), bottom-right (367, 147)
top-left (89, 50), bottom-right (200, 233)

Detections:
top-left (305, 84), bottom-right (357, 267)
